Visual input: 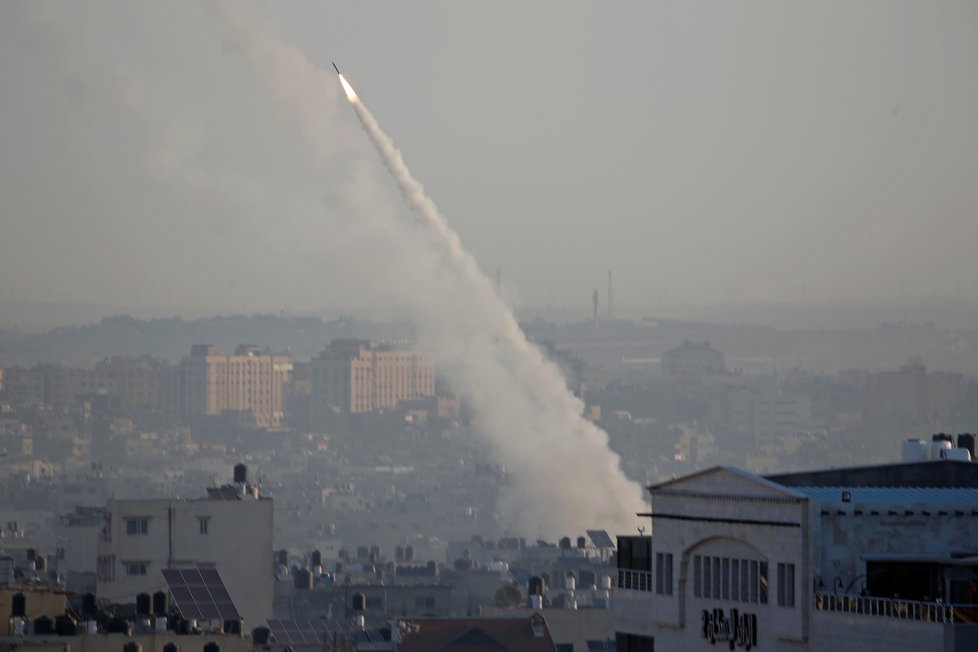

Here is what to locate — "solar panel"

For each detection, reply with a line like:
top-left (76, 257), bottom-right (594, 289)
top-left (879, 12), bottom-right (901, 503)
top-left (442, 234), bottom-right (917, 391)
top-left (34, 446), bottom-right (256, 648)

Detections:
top-left (266, 619), bottom-right (335, 646)
top-left (586, 529), bottom-right (615, 549)
top-left (162, 568), bottom-right (241, 621)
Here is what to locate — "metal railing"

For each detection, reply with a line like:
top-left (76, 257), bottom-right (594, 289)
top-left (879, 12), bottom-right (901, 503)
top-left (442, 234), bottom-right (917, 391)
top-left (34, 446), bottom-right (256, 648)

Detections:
top-left (617, 569), bottom-right (653, 592)
top-left (814, 593), bottom-right (955, 623)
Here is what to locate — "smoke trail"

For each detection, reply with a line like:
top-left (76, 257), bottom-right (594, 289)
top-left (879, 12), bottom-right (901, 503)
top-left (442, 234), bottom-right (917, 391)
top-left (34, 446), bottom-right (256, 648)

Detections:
top-left (217, 1), bottom-right (646, 536)
top-left (341, 82), bottom-right (646, 535)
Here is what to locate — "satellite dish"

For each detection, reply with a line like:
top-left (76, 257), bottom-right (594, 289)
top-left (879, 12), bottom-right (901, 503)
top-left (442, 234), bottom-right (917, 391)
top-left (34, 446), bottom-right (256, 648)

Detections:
top-left (494, 585), bottom-right (522, 609)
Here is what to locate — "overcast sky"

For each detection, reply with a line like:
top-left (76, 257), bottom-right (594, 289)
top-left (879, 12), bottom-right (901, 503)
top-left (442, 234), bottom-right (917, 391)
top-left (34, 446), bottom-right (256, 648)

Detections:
top-left (1, 1), bottom-right (976, 320)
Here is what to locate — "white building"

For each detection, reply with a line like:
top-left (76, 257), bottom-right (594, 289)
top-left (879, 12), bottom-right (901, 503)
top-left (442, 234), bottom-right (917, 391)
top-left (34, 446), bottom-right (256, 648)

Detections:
top-left (613, 460), bottom-right (978, 651)
top-left (96, 465), bottom-right (273, 629)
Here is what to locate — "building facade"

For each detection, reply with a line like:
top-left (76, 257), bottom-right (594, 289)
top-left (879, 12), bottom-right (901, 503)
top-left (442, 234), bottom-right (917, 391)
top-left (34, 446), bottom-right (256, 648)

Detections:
top-left (311, 340), bottom-right (435, 415)
top-left (613, 461), bottom-right (978, 651)
top-left (96, 468), bottom-right (274, 628)
top-left (179, 344), bottom-right (292, 430)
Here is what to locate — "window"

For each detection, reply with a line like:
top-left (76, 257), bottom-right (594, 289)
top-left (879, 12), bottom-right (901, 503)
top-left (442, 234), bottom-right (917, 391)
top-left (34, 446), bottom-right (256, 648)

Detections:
top-left (712, 557), bottom-right (721, 599)
top-left (750, 561), bottom-right (759, 603)
top-left (693, 556), bottom-right (702, 598)
top-left (740, 560), bottom-right (749, 603)
top-left (126, 518), bottom-right (148, 535)
top-left (777, 562), bottom-right (796, 607)
top-left (721, 558), bottom-right (730, 600)
top-left (731, 559), bottom-right (740, 601)
top-left (617, 536), bottom-right (652, 591)
top-left (198, 517), bottom-right (209, 535)
top-left (616, 633), bottom-right (654, 652)
top-left (125, 562), bottom-right (148, 576)
top-left (414, 596), bottom-right (435, 609)
top-left (655, 553), bottom-right (673, 595)
top-left (703, 555), bottom-right (712, 598)
top-left (759, 562), bottom-right (769, 604)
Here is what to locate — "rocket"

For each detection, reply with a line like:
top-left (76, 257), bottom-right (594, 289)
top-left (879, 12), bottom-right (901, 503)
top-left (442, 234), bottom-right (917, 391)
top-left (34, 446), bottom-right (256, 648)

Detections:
top-left (333, 62), bottom-right (358, 102)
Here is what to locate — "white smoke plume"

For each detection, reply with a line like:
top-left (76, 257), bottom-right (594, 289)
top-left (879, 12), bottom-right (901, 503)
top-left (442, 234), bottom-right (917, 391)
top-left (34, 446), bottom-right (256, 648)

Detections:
top-left (216, 0), bottom-right (646, 536)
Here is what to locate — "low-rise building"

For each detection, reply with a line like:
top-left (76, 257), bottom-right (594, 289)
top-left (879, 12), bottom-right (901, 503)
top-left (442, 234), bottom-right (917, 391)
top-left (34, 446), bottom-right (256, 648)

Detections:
top-left (96, 465), bottom-right (273, 629)
top-left (613, 459), bottom-right (978, 651)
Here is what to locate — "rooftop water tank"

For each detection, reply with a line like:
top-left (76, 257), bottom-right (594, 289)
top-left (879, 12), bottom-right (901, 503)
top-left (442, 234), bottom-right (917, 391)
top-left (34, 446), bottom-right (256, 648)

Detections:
top-left (902, 438), bottom-right (928, 463)
top-left (942, 447), bottom-right (971, 461)
top-left (931, 437), bottom-right (953, 460)
top-left (958, 433), bottom-right (976, 460)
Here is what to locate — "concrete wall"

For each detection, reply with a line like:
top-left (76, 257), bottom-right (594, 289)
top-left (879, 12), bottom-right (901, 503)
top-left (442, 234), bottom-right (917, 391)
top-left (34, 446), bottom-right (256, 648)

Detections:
top-left (97, 495), bottom-right (273, 628)
top-left (810, 610), bottom-right (946, 652)
top-left (813, 510), bottom-right (978, 593)
top-left (649, 469), bottom-right (811, 645)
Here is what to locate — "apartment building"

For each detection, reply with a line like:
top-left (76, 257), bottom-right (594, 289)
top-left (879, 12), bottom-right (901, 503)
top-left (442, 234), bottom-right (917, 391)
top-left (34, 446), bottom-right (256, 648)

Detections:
top-left (311, 340), bottom-right (434, 415)
top-left (96, 465), bottom-right (273, 628)
top-left (179, 345), bottom-right (292, 430)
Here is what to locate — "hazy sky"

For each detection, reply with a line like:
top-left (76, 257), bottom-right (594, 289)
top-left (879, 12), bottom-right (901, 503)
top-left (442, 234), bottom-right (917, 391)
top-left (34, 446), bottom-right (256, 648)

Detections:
top-left (1, 1), bottom-right (977, 318)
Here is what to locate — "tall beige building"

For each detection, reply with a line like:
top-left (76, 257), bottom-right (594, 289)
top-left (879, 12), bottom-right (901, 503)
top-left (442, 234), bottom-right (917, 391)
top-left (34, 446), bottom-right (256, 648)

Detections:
top-left (179, 344), bottom-right (293, 430)
top-left (311, 340), bottom-right (435, 415)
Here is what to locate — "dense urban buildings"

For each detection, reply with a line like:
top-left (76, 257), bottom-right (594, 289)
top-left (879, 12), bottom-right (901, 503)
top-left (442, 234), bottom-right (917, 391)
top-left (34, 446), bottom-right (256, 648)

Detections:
top-left (2, 315), bottom-right (978, 650)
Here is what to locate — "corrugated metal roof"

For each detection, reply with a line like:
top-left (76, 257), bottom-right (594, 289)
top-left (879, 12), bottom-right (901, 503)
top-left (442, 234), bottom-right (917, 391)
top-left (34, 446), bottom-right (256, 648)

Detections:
top-left (793, 486), bottom-right (978, 508)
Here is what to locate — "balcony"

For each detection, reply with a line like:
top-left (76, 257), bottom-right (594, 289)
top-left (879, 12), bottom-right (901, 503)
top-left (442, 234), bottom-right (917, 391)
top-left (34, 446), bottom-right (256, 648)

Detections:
top-left (618, 569), bottom-right (653, 592)
top-left (814, 592), bottom-right (957, 623)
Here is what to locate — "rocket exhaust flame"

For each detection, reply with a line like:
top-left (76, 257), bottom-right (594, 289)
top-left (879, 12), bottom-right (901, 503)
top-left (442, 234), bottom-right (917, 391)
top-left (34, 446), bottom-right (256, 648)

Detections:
top-left (338, 74), bottom-right (357, 103)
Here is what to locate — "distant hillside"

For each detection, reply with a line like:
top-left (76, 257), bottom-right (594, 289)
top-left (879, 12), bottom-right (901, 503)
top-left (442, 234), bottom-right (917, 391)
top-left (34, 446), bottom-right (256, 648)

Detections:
top-left (0, 314), bottom-right (416, 367)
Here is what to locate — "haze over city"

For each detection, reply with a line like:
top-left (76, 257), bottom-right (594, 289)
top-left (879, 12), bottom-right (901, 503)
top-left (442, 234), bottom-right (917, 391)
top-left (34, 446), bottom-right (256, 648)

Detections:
top-left (2, 3), bottom-right (978, 651)
top-left (2, 1), bottom-right (977, 325)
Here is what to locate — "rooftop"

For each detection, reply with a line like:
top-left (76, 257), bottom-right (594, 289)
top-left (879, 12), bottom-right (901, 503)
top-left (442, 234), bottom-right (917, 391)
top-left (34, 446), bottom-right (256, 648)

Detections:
top-left (793, 486), bottom-right (978, 509)
top-left (766, 460), bottom-right (978, 489)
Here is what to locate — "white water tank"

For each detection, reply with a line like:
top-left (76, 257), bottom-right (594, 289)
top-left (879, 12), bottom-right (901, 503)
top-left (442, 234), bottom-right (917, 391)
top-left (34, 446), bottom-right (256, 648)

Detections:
top-left (931, 439), bottom-right (952, 460)
top-left (600, 575), bottom-right (613, 590)
top-left (902, 439), bottom-right (928, 462)
top-left (942, 447), bottom-right (971, 461)
top-left (487, 561), bottom-right (509, 573)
